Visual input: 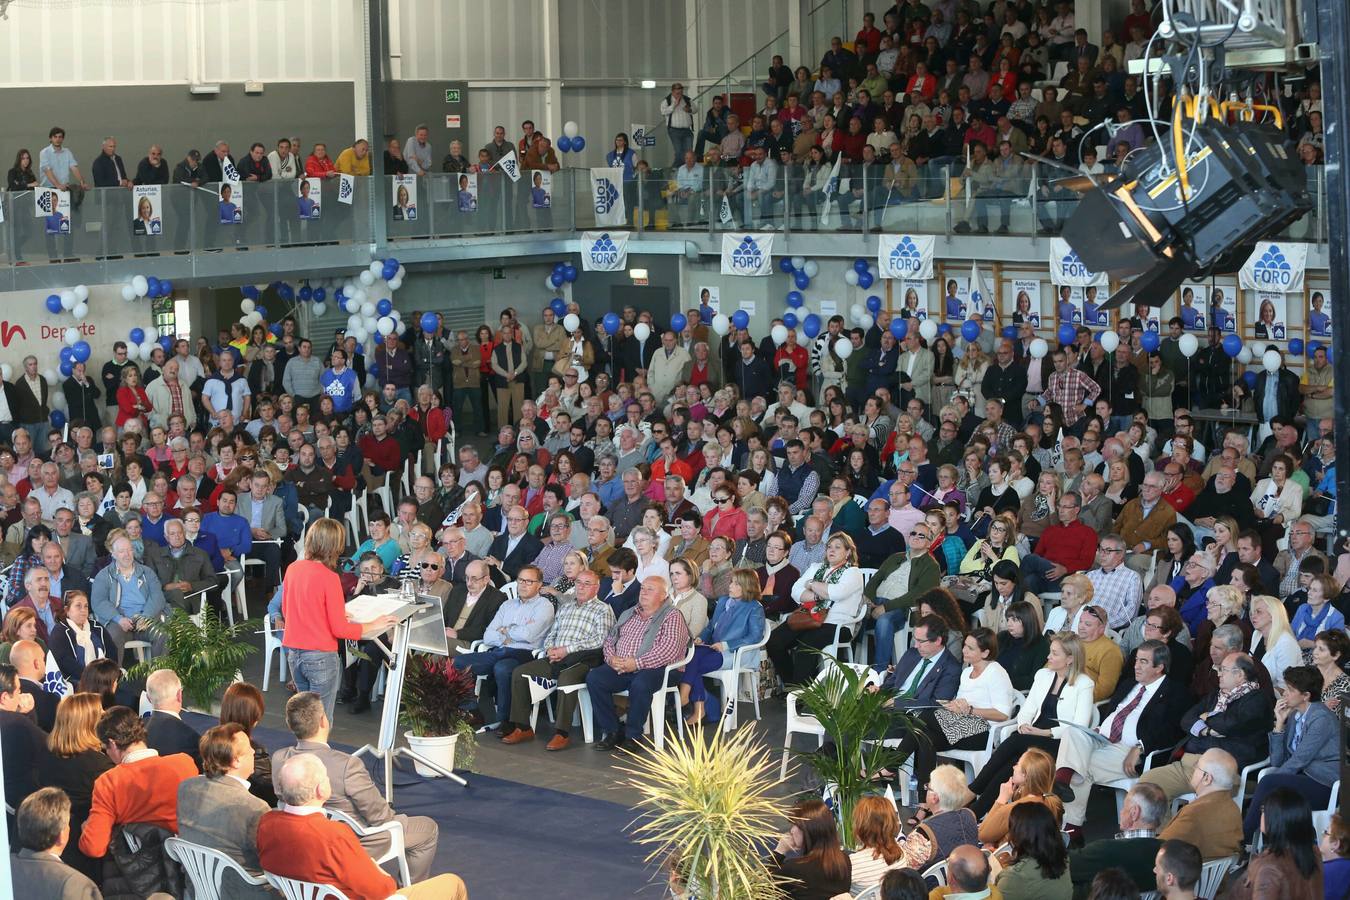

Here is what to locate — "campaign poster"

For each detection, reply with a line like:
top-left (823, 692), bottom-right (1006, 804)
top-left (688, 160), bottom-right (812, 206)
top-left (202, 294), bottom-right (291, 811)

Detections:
top-left (217, 181), bottom-right (242, 225)
top-left (1209, 284), bottom-right (1237, 334)
top-left (456, 173), bottom-right (478, 213)
top-left (131, 185), bottom-right (162, 236)
top-left (296, 177), bottom-right (321, 219)
top-left (36, 187), bottom-right (70, 234)
top-left (530, 170), bottom-right (552, 209)
top-left (1309, 289), bottom-right (1332, 337)
top-left (943, 277), bottom-right (968, 321)
top-left (1253, 292), bottom-right (1287, 341)
top-left (1129, 301), bottom-right (1160, 333)
top-left (1081, 285), bottom-right (1108, 327)
top-left (392, 174), bottom-right (418, 221)
top-left (1055, 285), bottom-right (1082, 325)
top-left (698, 285), bottom-right (720, 314)
top-left (900, 280), bottom-right (928, 319)
top-left (1011, 279), bottom-right (1041, 328)
top-left (1177, 283), bottom-right (1208, 331)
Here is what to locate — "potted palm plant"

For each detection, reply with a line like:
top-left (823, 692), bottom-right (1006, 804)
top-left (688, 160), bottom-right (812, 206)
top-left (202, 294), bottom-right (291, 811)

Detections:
top-left (622, 725), bottom-right (787, 900)
top-left (791, 656), bottom-right (920, 847)
top-left (398, 652), bottom-right (478, 776)
top-left (129, 608), bottom-right (257, 713)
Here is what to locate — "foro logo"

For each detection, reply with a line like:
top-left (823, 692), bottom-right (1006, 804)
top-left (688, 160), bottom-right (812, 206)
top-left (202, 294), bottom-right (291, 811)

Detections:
top-left (730, 236), bottom-right (763, 272)
top-left (888, 236), bottom-right (923, 274)
top-left (594, 178), bottom-right (620, 214)
top-left (339, 179), bottom-right (353, 200)
top-left (1059, 251), bottom-right (1092, 280)
top-left (1252, 245), bottom-right (1293, 288)
top-left (37, 190), bottom-right (54, 213)
top-left (588, 233), bottom-right (619, 266)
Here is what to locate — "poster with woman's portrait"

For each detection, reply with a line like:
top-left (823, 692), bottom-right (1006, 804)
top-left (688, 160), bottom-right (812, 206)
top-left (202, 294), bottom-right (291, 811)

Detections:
top-left (1081, 285), bottom-right (1108, 327)
top-left (1309, 289), bottom-right (1332, 337)
top-left (943, 277), bottom-right (967, 320)
top-left (456, 173), bottom-right (478, 213)
top-left (1209, 284), bottom-right (1237, 333)
top-left (296, 177), bottom-right (321, 219)
top-left (131, 185), bottom-right (162, 236)
top-left (217, 181), bottom-right (242, 225)
top-left (392, 175), bottom-right (418, 220)
top-left (1253, 292), bottom-right (1287, 341)
top-left (1128, 301), bottom-right (1160, 333)
top-left (1178, 283), bottom-right (1208, 330)
top-left (531, 170), bottom-right (552, 209)
top-left (900, 280), bottom-right (928, 319)
top-left (1011, 279), bottom-right (1040, 328)
top-left (1055, 285), bottom-right (1082, 325)
top-left (35, 187), bottom-right (70, 234)
top-left (698, 286), bottom-right (720, 314)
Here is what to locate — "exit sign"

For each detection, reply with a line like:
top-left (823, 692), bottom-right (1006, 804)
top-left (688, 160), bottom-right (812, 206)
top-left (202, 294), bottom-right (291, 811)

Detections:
top-left (445, 89), bottom-right (461, 103)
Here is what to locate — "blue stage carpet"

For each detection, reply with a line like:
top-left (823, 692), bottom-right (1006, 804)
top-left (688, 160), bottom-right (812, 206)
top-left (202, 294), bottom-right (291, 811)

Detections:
top-left (185, 712), bottom-right (657, 900)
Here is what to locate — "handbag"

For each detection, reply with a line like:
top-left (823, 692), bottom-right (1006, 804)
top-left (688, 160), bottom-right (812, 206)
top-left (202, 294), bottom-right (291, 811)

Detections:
top-left (1305, 494), bottom-right (1331, 516)
top-left (786, 609), bottom-right (821, 631)
top-left (933, 706), bottom-right (990, 745)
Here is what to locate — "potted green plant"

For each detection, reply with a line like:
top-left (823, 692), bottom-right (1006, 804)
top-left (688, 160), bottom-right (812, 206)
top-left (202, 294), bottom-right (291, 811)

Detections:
top-left (791, 656), bottom-right (921, 847)
top-left (622, 725), bottom-right (787, 900)
top-left (398, 652), bottom-right (478, 775)
top-left (129, 608), bottom-right (257, 713)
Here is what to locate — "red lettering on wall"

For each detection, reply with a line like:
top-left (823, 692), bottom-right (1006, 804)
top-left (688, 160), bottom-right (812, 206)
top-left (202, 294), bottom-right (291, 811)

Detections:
top-left (0, 322), bottom-right (27, 347)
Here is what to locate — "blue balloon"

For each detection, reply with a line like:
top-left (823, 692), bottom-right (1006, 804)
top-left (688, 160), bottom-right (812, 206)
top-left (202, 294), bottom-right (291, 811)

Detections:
top-left (802, 314), bottom-right (822, 339)
top-left (158, 336), bottom-right (173, 352)
top-left (242, 285), bottom-right (259, 300)
top-left (778, 258), bottom-right (795, 274)
top-left (59, 347), bottom-right (75, 365)
top-left (59, 360), bottom-right (73, 377)
top-left (961, 320), bottom-right (982, 342)
top-left (376, 298), bottom-right (393, 317)
top-left (794, 271), bottom-right (810, 290)
top-left (420, 311), bottom-right (439, 334)
top-left (731, 309), bottom-right (750, 330)
top-left (550, 298), bottom-right (568, 317)
top-left (853, 259), bottom-right (869, 275)
top-left (1002, 325), bottom-right (1018, 340)
top-left (49, 410), bottom-right (66, 429)
top-left (557, 135), bottom-right (573, 153)
top-left (298, 286), bottom-right (313, 302)
top-left (1221, 333), bottom-right (1243, 358)
top-left (572, 136), bottom-right (585, 151)
top-left (551, 272), bottom-right (565, 288)
top-left (313, 287), bottom-right (326, 302)
top-left (603, 312), bottom-right (622, 334)
top-left (382, 261), bottom-right (399, 281)
top-left (160, 280), bottom-right (172, 295)
top-left (1057, 323), bottom-right (1077, 346)
top-left (72, 341), bottom-right (91, 363)
top-left (938, 323), bottom-right (952, 336)
top-left (671, 313), bottom-right (688, 333)
top-left (890, 318), bottom-right (908, 340)
top-left (385, 257), bottom-right (400, 272)
top-left (1288, 337), bottom-right (1304, 356)
top-left (553, 262), bottom-right (567, 275)
top-left (1242, 371), bottom-right (1257, 389)
top-left (865, 295), bottom-right (881, 313)
top-left (783, 312), bottom-right (799, 329)
top-left (786, 291), bottom-right (804, 308)
top-left (129, 328), bottom-right (145, 345)
top-left (1140, 330), bottom-right (1160, 352)
top-left (45, 294), bottom-right (62, 314)
top-left (256, 304), bottom-right (269, 319)
top-left (563, 265), bottom-right (578, 283)
top-left (857, 271), bottom-right (874, 290)
top-left (146, 277), bottom-right (160, 295)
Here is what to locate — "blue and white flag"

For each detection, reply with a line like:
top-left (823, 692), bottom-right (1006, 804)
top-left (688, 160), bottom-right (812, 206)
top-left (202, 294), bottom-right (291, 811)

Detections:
top-left (1049, 237), bottom-right (1108, 287)
top-left (718, 194), bottom-right (733, 225)
top-left (337, 173), bottom-right (355, 205)
top-left (877, 234), bottom-right (935, 280)
top-left (525, 674), bottom-right (558, 705)
top-left (494, 148), bottom-right (521, 182)
top-left (971, 260), bottom-right (994, 322)
top-left (818, 153), bottom-right (843, 228)
top-left (720, 232), bottom-right (774, 276)
top-left (1239, 241), bottom-right (1308, 293)
top-left (43, 651), bottom-right (70, 697)
top-left (589, 168), bottom-right (627, 227)
top-left (630, 123), bottom-right (658, 148)
top-left (581, 231), bottom-right (629, 271)
top-left (220, 155), bottom-right (240, 182)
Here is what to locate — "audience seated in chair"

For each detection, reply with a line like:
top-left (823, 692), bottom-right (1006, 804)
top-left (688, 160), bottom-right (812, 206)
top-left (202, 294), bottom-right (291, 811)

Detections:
top-left (144, 669), bottom-right (202, 770)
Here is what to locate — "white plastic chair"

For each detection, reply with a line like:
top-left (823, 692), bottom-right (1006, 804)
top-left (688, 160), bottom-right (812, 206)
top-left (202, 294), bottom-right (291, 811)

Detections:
top-left (500, 581), bottom-right (519, 602)
top-left (824, 605), bottom-right (869, 666)
top-left (574, 644), bottom-right (695, 751)
top-left (1170, 757), bottom-right (1270, 816)
top-left (704, 618), bottom-right (772, 732)
top-left (938, 690), bottom-right (1026, 779)
top-left (264, 873), bottom-right (353, 900)
top-left (322, 807), bottom-right (412, 887)
top-left (781, 662), bottom-right (883, 779)
top-left (166, 836), bottom-right (268, 900)
top-left (262, 612), bottom-right (288, 691)
top-left (921, 859), bottom-right (949, 887)
top-left (1197, 856), bottom-right (1235, 898)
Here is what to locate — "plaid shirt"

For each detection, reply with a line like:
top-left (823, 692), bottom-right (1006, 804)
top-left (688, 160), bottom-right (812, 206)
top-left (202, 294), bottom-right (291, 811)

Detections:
top-left (604, 603), bottom-right (690, 670)
top-left (1086, 565), bottom-right (1143, 629)
top-left (543, 597), bottom-right (615, 655)
top-left (1040, 368), bottom-right (1101, 424)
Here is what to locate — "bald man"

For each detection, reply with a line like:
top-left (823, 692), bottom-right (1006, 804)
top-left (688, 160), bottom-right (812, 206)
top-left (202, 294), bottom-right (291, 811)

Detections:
top-left (8, 640), bottom-right (58, 731)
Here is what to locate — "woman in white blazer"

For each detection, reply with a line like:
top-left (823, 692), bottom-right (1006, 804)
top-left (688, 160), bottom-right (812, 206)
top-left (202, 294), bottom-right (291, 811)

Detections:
top-left (1250, 456), bottom-right (1303, 531)
top-left (767, 533), bottom-right (867, 685)
top-left (963, 632), bottom-right (1095, 817)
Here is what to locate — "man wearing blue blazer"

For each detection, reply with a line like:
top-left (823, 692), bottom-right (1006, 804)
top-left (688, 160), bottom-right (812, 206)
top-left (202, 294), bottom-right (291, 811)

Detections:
top-left (880, 613), bottom-right (961, 710)
top-left (597, 548), bottom-right (641, 617)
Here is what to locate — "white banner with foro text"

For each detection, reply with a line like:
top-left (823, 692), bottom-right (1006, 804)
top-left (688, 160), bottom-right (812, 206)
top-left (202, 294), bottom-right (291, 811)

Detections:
top-left (580, 231), bottom-right (629, 271)
top-left (1049, 237), bottom-right (1108, 287)
top-left (877, 234), bottom-right (935, 280)
top-left (1239, 241), bottom-right (1308, 294)
top-left (589, 168), bottom-right (627, 227)
top-left (720, 233), bottom-right (775, 276)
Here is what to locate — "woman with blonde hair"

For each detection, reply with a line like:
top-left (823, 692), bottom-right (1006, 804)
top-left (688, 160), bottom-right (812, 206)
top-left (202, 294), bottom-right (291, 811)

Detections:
top-left (849, 795), bottom-right (931, 893)
top-left (699, 535), bottom-right (735, 600)
top-left (1043, 573), bottom-right (1093, 634)
top-left (36, 692), bottom-right (115, 879)
top-left (1250, 594), bottom-right (1302, 689)
top-left (0, 606), bottom-right (41, 664)
top-left (667, 557), bottom-right (708, 639)
top-left (1017, 471), bottom-right (1062, 545)
top-left (978, 746), bottom-right (1065, 845)
top-left (769, 533), bottom-right (867, 685)
top-left (955, 342), bottom-right (990, 408)
top-left (958, 512), bottom-right (1020, 591)
top-left (539, 549), bottom-right (589, 605)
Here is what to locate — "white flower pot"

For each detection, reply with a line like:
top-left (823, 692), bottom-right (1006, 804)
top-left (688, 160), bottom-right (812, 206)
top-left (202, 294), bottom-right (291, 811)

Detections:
top-left (404, 731), bottom-right (458, 778)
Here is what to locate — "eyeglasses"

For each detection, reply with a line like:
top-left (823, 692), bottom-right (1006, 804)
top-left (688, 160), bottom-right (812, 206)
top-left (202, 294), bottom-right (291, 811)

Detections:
top-left (1083, 606), bottom-right (1106, 623)
top-left (909, 531), bottom-right (931, 540)
top-left (715, 496), bottom-right (732, 504)
top-left (914, 634), bottom-right (938, 644)
top-left (421, 563), bottom-right (442, 571)
top-left (1098, 546), bottom-right (1123, 554)
top-left (517, 577), bottom-right (541, 584)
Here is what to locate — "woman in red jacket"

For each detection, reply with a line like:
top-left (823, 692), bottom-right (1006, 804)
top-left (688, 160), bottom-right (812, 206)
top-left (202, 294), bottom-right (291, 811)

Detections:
top-left (702, 484), bottom-right (748, 542)
top-left (115, 366), bottom-right (151, 429)
top-left (407, 384), bottom-right (449, 473)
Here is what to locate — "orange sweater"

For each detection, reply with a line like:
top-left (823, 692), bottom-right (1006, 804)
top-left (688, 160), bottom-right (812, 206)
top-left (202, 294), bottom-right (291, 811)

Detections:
top-left (79, 752), bottom-right (197, 857)
top-left (257, 809), bottom-right (397, 900)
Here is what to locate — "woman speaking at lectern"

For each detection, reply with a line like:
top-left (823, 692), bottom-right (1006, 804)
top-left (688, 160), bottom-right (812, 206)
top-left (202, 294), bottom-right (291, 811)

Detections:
top-left (282, 517), bottom-right (399, 718)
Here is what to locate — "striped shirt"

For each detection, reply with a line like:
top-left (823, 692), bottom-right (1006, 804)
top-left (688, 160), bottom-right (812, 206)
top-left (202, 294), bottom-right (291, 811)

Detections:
top-left (543, 597), bottom-right (614, 655)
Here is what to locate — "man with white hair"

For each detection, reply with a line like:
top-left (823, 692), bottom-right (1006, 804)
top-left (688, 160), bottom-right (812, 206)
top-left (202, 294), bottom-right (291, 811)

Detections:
top-left (145, 668), bottom-right (202, 769)
top-left (1070, 782), bottom-right (1169, 893)
top-left (91, 533), bottom-right (167, 661)
top-left (32, 462), bottom-right (74, 520)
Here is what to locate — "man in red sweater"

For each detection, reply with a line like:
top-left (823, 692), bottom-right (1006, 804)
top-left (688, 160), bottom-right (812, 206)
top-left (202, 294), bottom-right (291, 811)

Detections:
top-left (79, 705), bottom-right (198, 859)
top-left (1018, 490), bottom-right (1099, 596)
top-left (259, 753), bottom-right (467, 900)
top-left (357, 415), bottom-right (403, 492)
top-left (1160, 462), bottom-right (1197, 514)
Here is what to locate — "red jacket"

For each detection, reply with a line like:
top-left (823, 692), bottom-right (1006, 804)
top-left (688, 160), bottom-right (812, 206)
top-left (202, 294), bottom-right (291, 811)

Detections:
top-left (280, 558), bottom-right (363, 652)
top-left (837, 130), bottom-right (867, 163)
top-left (1031, 520), bottom-right (1098, 574)
top-left (116, 386), bottom-right (151, 427)
top-left (407, 404), bottom-right (449, 443)
top-left (774, 345), bottom-right (809, 389)
top-left (855, 26), bottom-right (882, 55)
top-left (305, 154), bottom-right (337, 178)
top-left (258, 809), bottom-right (397, 900)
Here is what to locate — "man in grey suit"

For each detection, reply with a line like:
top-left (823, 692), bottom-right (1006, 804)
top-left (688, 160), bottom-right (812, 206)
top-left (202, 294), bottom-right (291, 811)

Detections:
top-left (11, 787), bottom-right (102, 900)
top-left (234, 470), bottom-right (286, 589)
top-left (271, 692), bottom-right (440, 882)
top-left (145, 518), bottom-right (219, 614)
top-left (53, 509), bottom-right (96, 580)
top-left (177, 723), bottom-right (272, 899)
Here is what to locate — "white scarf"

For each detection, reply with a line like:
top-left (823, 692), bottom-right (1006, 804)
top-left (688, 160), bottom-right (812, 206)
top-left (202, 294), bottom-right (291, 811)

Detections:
top-left (69, 618), bottom-right (99, 665)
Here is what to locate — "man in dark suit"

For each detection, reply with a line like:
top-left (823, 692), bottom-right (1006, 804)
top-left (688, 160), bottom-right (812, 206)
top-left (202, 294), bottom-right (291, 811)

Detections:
top-left (442, 560), bottom-right (506, 651)
top-left (1251, 356), bottom-right (1302, 422)
top-left (597, 548), bottom-right (641, 616)
top-left (52, 510), bottom-right (96, 581)
top-left (177, 723), bottom-right (273, 899)
top-left (36, 544), bottom-right (91, 604)
top-left (880, 614), bottom-right (962, 710)
top-left (1069, 782), bottom-right (1168, 894)
top-left (10, 641), bottom-right (59, 732)
top-left (1054, 640), bottom-right (1189, 829)
top-left (144, 669), bottom-right (202, 770)
top-left (484, 504), bottom-right (543, 586)
top-left (11, 787), bottom-right (103, 900)
top-left (145, 518), bottom-right (219, 614)
top-left (439, 528), bottom-right (478, 586)
top-left (1, 664), bottom-right (48, 838)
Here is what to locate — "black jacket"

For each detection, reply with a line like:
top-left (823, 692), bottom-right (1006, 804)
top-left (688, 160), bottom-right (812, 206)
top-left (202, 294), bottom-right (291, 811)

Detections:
top-left (134, 157), bottom-right (169, 185)
top-left (236, 153), bottom-right (272, 182)
top-left (9, 374), bottom-right (49, 423)
top-left (19, 678), bottom-right (59, 732)
top-left (1180, 685), bottom-right (1273, 769)
top-left (62, 375), bottom-right (101, 428)
top-left (145, 710), bottom-right (202, 770)
top-left (1099, 673), bottom-right (1189, 761)
top-left (172, 160), bottom-right (201, 185)
top-left (1251, 368), bottom-right (1302, 421)
top-left (199, 152), bottom-right (234, 184)
top-left (733, 354), bottom-right (773, 401)
top-left (981, 362), bottom-right (1029, 426)
top-left (50, 619), bottom-right (111, 680)
top-left (91, 152), bottom-right (130, 187)
top-left (487, 531), bottom-right (544, 583)
top-left (442, 584), bottom-right (506, 643)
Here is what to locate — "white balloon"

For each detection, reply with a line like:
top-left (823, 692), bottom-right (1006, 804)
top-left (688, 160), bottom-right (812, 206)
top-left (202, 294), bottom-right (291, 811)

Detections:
top-left (1099, 331), bottom-right (1120, 353)
top-left (50, 391), bottom-right (66, 411)
top-left (132, 275), bottom-right (149, 297)
top-left (712, 314), bottom-right (730, 335)
top-left (849, 303), bottom-right (864, 322)
top-left (255, 283), bottom-right (269, 292)
top-left (919, 319), bottom-right (938, 342)
top-left (834, 337), bottom-right (854, 359)
top-left (72, 303), bottom-right (88, 320)
top-left (140, 342), bottom-right (156, 361)
top-left (1237, 347), bottom-right (1253, 365)
top-left (858, 313), bottom-right (874, 331)
top-left (359, 270), bottom-right (376, 286)
top-left (545, 275), bottom-right (558, 291)
top-left (563, 313), bottom-right (580, 332)
top-left (563, 120), bottom-right (580, 139)
top-left (1178, 333), bottom-right (1199, 357)
top-left (312, 302), bottom-right (327, 317)
top-left (64, 328), bottom-right (81, 346)
top-left (143, 325), bottom-right (158, 342)
top-left (369, 261), bottom-right (384, 276)
top-left (350, 288), bottom-right (367, 305)
top-left (844, 270), bottom-right (860, 287)
top-left (634, 323), bottom-right (651, 342)
top-left (791, 256), bottom-right (806, 271)
top-left (121, 285), bottom-right (137, 302)
top-left (241, 298), bottom-right (256, 314)
top-left (351, 327), bottom-right (368, 343)
top-left (59, 290), bottom-right (77, 310)
top-left (376, 316), bottom-right (396, 336)
top-left (363, 316), bottom-right (378, 333)
top-left (360, 302), bottom-right (376, 317)
top-left (803, 260), bottom-right (819, 278)
top-left (42, 369), bottom-right (58, 384)
top-left (387, 278), bottom-right (402, 291)
top-left (771, 324), bottom-right (788, 346)
top-left (73, 284), bottom-right (89, 302)
top-left (1029, 337), bottom-right (1049, 359)
top-left (0, 364), bottom-right (10, 380)
top-left (1262, 349), bottom-right (1282, 373)
top-left (396, 265), bottom-right (406, 281)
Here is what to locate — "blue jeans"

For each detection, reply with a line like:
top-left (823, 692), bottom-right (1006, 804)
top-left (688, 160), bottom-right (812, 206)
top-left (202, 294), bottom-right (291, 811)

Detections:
top-left (679, 645), bottom-right (725, 709)
top-left (453, 646), bottom-right (534, 724)
top-left (1019, 553), bottom-right (1063, 596)
top-left (288, 649), bottom-right (342, 720)
top-left (871, 608), bottom-right (909, 670)
top-left (668, 128), bottom-right (693, 168)
top-left (586, 664), bottom-right (667, 740)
